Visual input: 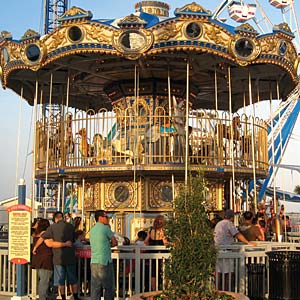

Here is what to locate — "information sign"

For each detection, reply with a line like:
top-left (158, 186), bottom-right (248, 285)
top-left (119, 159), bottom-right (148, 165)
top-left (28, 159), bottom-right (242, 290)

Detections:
top-left (7, 204), bottom-right (31, 264)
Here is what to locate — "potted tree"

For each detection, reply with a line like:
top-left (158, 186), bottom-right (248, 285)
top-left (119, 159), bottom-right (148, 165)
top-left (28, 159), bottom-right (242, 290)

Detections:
top-left (130, 173), bottom-right (249, 300)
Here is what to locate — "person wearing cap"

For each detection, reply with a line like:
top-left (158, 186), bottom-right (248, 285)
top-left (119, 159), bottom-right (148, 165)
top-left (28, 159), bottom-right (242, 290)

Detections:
top-left (90, 210), bottom-right (118, 300)
top-left (214, 209), bottom-right (255, 291)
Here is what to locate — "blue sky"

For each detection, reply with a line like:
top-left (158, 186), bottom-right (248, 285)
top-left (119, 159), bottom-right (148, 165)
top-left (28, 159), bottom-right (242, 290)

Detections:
top-left (0, 0), bottom-right (299, 200)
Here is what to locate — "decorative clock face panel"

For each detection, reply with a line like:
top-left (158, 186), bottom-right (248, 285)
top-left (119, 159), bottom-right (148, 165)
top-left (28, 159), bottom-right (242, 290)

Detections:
top-left (114, 185), bottom-right (130, 202)
top-left (150, 181), bottom-right (178, 209)
top-left (159, 185), bottom-right (173, 202)
top-left (106, 181), bottom-right (136, 209)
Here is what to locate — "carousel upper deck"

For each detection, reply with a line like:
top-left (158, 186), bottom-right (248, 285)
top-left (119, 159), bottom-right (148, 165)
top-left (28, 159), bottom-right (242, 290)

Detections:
top-left (34, 106), bottom-right (268, 181)
top-left (0, 1), bottom-right (299, 183)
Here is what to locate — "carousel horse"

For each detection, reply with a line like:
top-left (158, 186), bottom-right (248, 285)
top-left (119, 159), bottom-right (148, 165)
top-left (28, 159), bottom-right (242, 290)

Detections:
top-left (143, 96), bottom-right (187, 161)
top-left (216, 116), bottom-right (241, 143)
top-left (77, 128), bottom-right (93, 159)
top-left (111, 138), bottom-right (134, 164)
top-left (65, 114), bottom-right (75, 156)
top-left (92, 133), bottom-right (112, 164)
top-left (216, 116), bottom-right (242, 163)
top-left (172, 96), bottom-right (188, 159)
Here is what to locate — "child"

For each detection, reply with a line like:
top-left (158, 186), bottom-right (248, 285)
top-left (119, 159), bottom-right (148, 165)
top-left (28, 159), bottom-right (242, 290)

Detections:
top-left (135, 230), bottom-right (147, 246)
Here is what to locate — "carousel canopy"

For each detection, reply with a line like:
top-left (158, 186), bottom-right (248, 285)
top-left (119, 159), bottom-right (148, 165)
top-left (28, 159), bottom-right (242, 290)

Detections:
top-left (0, 2), bottom-right (298, 111)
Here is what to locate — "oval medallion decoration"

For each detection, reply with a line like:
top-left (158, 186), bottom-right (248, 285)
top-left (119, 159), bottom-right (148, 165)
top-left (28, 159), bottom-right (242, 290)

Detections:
top-left (120, 31), bottom-right (146, 51)
top-left (230, 36), bottom-right (260, 64)
top-left (235, 38), bottom-right (254, 57)
top-left (25, 44), bottom-right (41, 62)
top-left (185, 22), bottom-right (202, 39)
top-left (2, 48), bottom-right (9, 63)
top-left (113, 29), bottom-right (154, 60)
top-left (114, 185), bottom-right (130, 203)
top-left (278, 40), bottom-right (287, 56)
top-left (68, 26), bottom-right (83, 42)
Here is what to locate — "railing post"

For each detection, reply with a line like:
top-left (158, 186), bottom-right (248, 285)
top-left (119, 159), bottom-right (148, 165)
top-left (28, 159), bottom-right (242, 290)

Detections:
top-left (11, 179), bottom-right (30, 300)
top-left (135, 246), bottom-right (141, 294)
top-left (239, 251), bottom-right (246, 294)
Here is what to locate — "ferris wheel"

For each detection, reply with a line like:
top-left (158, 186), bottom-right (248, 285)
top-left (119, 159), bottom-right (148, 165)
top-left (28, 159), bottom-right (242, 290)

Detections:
top-left (212, 0), bottom-right (300, 53)
top-left (213, 0), bottom-right (300, 200)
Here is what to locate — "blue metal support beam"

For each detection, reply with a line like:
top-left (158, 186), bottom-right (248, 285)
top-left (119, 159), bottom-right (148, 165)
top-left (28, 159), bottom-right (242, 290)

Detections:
top-left (258, 100), bottom-right (300, 200)
top-left (44, 0), bottom-right (68, 34)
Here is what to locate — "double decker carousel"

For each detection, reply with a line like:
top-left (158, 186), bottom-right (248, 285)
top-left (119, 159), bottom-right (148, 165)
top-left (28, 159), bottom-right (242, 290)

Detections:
top-left (0, 1), bottom-right (298, 238)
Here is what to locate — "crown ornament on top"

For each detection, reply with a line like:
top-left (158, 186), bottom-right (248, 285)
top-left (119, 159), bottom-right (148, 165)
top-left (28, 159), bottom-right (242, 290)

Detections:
top-left (59, 6), bottom-right (93, 24)
top-left (174, 2), bottom-right (212, 16)
top-left (118, 14), bottom-right (148, 29)
top-left (273, 22), bottom-right (294, 39)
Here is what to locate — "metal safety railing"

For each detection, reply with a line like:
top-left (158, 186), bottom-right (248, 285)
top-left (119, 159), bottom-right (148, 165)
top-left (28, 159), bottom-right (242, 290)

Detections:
top-left (2, 242), bottom-right (300, 299)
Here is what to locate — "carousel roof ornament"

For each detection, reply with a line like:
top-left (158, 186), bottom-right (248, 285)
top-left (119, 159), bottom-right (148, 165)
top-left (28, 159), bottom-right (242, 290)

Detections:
top-left (21, 29), bottom-right (40, 41)
top-left (59, 7), bottom-right (93, 24)
top-left (0, 31), bottom-right (12, 42)
top-left (0, 1), bottom-right (298, 111)
top-left (234, 23), bottom-right (258, 36)
top-left (117, 14), bottom-right (148, 29)
top-left (273, 22), bottom-right (295, 39)
top-left (174, 2), bottom-right (212, 17)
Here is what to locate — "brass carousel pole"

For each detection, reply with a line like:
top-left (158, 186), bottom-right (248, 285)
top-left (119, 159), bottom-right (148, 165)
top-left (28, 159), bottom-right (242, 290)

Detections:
top-left (15, 87), bottom-right (23, 196)
top-left (44, 73), bottom-right (53, 218)
top-left (133, 63), bottom-right (139, 221)
top-left (269, 87), bottom-right (277, 214)
top-left (185, 59), bottom-right (190, 191)
top-left (248, 71), bottom-right (257, 213)
top-left (228, 66), bottom-right (235, 210)
top-left (32, 79), bottom-right (39, 218)
top-left (276, 80), bottom-right (286, 241)
top-left (168, 65), bottom-right (175, 202)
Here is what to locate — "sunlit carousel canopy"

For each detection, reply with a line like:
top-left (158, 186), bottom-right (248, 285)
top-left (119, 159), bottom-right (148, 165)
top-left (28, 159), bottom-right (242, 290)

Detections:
top-left (0, 2), bottom-right (298, 112)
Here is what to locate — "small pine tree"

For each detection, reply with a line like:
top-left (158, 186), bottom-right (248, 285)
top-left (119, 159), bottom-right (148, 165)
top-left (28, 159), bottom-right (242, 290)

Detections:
top-left (294, 185), bottom-right (300, 195)
top-left (162, 173), bottom-right (219, 300)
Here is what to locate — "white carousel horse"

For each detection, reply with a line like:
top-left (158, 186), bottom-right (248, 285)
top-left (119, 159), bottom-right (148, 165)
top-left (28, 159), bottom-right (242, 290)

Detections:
top-left (172, 96), bottom-right (188, 158)
top-left (111, 138), bottom-right (134, 165)
top-left (92, 133), bottom-right (112, 164)
top-left (143, 96), bottom-right (187, 161)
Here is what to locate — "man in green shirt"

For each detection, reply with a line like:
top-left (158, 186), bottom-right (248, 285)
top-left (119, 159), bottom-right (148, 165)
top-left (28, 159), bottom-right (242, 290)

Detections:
top-left (90, 210), bottom-right (118, 300)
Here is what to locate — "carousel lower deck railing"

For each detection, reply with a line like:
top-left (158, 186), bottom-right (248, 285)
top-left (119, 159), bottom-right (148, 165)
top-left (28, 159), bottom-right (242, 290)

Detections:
top-left (2, 241), bottom-right (300, 299)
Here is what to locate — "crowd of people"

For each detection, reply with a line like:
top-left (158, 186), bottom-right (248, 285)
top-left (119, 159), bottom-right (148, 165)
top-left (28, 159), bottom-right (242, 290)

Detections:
top-left (31, 205), bottom-right (292, 300)
top-left (212, 204), bottom-right (292, 291)
top-left (31, 212), bottom-right (169, 300)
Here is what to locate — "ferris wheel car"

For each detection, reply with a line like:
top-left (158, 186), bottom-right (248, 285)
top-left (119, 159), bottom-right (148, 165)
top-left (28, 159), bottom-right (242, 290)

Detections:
top-left (269, 0), bottom-right (290, 8)
top-left (228, 1), bottom-right (256, 22)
